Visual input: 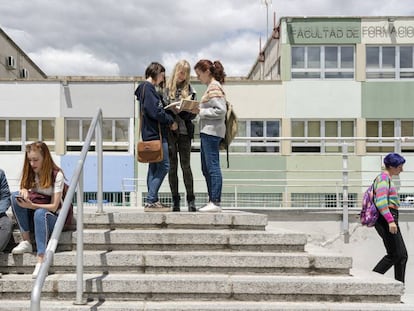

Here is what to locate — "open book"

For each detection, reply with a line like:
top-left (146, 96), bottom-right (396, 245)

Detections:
top-left (164, 99), bottom-right (199, 113)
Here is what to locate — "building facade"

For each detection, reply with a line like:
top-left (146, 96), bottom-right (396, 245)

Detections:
top-left (1, 17), bottom-right (414, 208)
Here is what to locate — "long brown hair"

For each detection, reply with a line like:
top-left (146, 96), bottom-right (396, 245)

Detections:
top-left (20, 141), bottom-right (61, 189)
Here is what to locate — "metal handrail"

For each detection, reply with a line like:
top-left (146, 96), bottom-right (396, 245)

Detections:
top-left (31, 108), bottom-right (103, 311)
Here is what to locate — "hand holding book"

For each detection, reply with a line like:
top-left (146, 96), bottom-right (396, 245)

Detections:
top-left (164, 99), bottom-right (199, 114)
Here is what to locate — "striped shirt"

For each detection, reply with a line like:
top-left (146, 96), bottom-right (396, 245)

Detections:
top-left (374, 172), bottom-right (399, 223)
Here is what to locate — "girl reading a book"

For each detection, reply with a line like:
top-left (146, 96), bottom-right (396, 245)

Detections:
top-left (165, 60), bottom-right (198, 212)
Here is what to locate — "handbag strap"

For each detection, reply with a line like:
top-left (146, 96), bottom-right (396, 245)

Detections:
top-left (138, 82), bottom-right (162, 141)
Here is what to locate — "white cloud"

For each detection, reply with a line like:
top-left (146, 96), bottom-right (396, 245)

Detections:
top-left (1, 0), bottom-right (414, 77)
top-left (28, 47), bottom-right (120, 76)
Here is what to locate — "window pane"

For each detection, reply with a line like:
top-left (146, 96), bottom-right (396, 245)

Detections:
top-left (382, 47), bottom-right (395, 69)
top-left (115, 120), bottom-right (129, 142)
top-left (325, 47), bottom-right (338, 68)
top-left (400, 72), bottom-right (414, 79)
top-left (41, 120), bottom-right (54, 141)
top-left (400, 46), bottom-right (413, 69)
top-left (292, 121), bottom-right (304, 137)
top-left (402, 121), bottom-right (414, 136)
top-left (325, 72), bottom-right (354, 79)
top-left (325, 121), bottom-right (338, 137)
top-left (366, 47), bottom-right (380, 68)
top-left (26, 120), bottom-right (39, 141)
top-left (366, 121), bottom-right (379, 137)
top-left (292, 47), bottom-right (305, 68)
top-left (341, 47), bottom-right (354, 68)
top-left (341, 121), bottom-right (354, 137)
top-left (9, 120), bottom-right (21, 141)
top-left (0, 120), bottom-right (5, 140)
top-left (102, 119), bottom-right (113, 142)
top-left (67, 120), bottom-right (80, 142)
top-left (82, 120), bottom-right (91, 141)
top-left (292, 72), bottom-right (321, 79)
top-left (308, 47), bottom-right (320, 68)
top-left (308, 121), bottom-right (320, 137)
top-left (237, 120), bottom-right (246, 137)
top-left (266, 121), bottom-right (279, 137)
top-left (251, 121), bottom-right (264, 137)
top-left (382, 121), bottom-right (394, 137)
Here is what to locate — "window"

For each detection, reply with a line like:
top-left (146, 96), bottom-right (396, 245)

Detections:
top-left (291, 120), bottom-right (355, 153)
top-left (192, 119), bottom-right (280, 153)
top-left (66, 118), bottom-right (130, 152)
top-left (366, 45), bottom-right (414, 79)
top-left (366, 120), bottom-right (395, 153)
top-left (250, 120), bottom-right (280, 152)
top-left (291, 46), bottom-right (354, 79)
top-left (0, 119), bottom-right (55, 151)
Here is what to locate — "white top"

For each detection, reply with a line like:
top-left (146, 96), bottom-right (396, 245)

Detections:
top-left (33, 171), bottom-right (64, 196)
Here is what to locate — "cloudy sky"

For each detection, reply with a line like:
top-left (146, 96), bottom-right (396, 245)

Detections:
top-left (1, 0), bottom-right (413, 77)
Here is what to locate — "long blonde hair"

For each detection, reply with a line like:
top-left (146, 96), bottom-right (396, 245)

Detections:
top-left (166, 60), bottom-right (191, 100)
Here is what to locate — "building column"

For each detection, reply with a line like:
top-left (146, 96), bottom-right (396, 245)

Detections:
top-left (281, 118), bottom-right (291, 156)
top-left (55, 117), bottom-right (66, 155)
top-left (356, 117), bottom-right (366, 156)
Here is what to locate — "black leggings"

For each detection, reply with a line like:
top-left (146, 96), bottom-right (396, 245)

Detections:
top-left (373, 209), bottom-right (408, 283)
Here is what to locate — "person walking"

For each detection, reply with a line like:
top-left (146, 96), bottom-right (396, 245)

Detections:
top-left (165, 60), bottom-right (198, 212)
top-left (135, 62), bottom-right (177, 212)
top-left (194, 59), bottom-right (226, 212)
top-left (373, 152), bottom-right (408, 283)
top-left (11, 141), bottom-right (67, 278)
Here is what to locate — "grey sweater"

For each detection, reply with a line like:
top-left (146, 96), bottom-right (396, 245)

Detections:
top-left (199, 80), bottom-right (226, 138)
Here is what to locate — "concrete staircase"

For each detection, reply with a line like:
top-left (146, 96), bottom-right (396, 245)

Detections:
top-left (0, 207), bottom-right (412, 310)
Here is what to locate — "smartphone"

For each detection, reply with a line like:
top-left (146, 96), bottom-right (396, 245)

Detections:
top-left (15, 195), bottom-right (27, 202)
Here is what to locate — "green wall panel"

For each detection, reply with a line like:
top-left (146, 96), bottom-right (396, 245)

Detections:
top-left (362, 82), bottom-right (414, 118)
top-left (222, 154), bottom-right (287, 193)
top-left (287, 18), bottom-right (361, 44)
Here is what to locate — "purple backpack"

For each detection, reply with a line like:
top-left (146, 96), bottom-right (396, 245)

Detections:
top-left (360, 183), bottom-right (379, 227)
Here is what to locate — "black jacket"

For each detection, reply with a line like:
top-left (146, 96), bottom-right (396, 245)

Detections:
top-left (135, 81), bottom-right (174, 142)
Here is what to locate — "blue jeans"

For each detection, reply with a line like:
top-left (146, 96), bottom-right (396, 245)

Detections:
top-left (200, 133), bottom-right (222, 204)
top-left (11, 191), bottom-right (57, 256)
top-left (146, 141), bottom-right (170, 203)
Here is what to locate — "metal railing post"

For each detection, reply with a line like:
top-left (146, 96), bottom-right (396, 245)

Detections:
top-left (96, 115), bottom-right (104, 214)
top-left (74, 169), bottom-right (85, 305)
top-left (342, 142), bottom-right (349, 243)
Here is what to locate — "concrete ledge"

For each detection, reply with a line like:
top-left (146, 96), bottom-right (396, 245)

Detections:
top-left (0, 273), bottom-right (403, 303)
top-left (74, 229), bottom-right (307, 252)
top-left (79, 210), bottom-right (268, 230)
top-left (0, 250), bottom-right (352, 275)
top-left (4, 300), bottom-right (414, 311)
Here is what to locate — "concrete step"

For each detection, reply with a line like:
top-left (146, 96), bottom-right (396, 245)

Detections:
top-left (0, 250), bottom-right (352, 275)
top-left (0, 272), bottom-right (403, 303)
top-left (79, 209), bottom-right (268, 230)
top-left (73, 228), bottom-right (307, 252)
top-left (4, 300), bottom-right (414, 311)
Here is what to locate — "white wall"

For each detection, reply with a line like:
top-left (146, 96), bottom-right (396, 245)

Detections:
top-left (61, 82), bottom-right (135, 118)
top-left (0, 82), bottom-right (60, 117)
top-left (223, 82), bottom-right (285, 119)
top-left (285, 80), bottom-right (361, 118)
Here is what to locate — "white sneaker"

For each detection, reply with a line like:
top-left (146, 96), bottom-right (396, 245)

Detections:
top-left (198, 202), bottom-right (222, 213)
top-left (32, 262), bottom-right (42, 279)
top-left (11, 241), bottom-right (33, 254)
